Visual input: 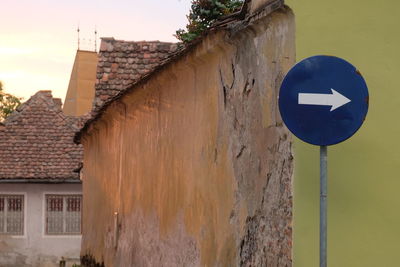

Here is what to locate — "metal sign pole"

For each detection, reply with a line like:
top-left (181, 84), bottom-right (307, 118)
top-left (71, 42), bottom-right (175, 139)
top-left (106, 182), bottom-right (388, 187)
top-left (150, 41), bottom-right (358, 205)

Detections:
top-left (320, 145), bottom-right (327, 267)
top-left (278, 55), bottom-right (369, 267)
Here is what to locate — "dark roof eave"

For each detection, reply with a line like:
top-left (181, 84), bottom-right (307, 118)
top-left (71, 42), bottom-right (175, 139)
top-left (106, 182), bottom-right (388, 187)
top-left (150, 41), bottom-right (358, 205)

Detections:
top-left (0, 178), bottom-right (82, 184)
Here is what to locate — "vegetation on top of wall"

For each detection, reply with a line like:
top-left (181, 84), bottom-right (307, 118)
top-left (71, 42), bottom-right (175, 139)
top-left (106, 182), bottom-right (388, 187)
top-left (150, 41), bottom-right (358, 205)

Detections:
top-left (175, 0), bottom-right (244, 43)
top-left (0, 81), bottom-right (21, 121)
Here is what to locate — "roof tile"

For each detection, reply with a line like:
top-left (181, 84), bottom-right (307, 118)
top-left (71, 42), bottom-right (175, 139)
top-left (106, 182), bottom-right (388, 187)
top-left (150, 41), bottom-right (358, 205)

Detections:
top-left (0, 91), bottom-right (83, 180)
top-left (93, 38), bottom-right (179, 109)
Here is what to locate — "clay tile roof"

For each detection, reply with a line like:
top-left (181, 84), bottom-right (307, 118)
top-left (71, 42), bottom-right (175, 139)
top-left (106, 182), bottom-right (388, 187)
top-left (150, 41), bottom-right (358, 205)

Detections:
top-left (94, 38), bottom-right (180, 109)
top-left (0, 91), bottom-right (83, 181)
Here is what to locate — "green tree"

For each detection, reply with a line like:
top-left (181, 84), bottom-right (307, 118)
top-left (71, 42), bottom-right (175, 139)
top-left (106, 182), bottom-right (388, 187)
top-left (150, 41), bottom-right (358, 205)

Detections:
top-left (175, 0), bottom-right (243, 43)
top-left (0, 81), bottom-right (21, 121)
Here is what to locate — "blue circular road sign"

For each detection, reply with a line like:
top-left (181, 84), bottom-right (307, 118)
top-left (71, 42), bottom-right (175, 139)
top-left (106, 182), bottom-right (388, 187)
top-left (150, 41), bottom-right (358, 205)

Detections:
top-left (279, 55), bottom-right (369, 146)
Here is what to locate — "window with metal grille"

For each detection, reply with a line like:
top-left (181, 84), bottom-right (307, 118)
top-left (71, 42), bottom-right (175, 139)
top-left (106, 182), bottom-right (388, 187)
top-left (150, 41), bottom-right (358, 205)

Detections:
top-left (0, 195), bottom-right (24, 235)
top-left (45, 195), bottom-right (82, 235)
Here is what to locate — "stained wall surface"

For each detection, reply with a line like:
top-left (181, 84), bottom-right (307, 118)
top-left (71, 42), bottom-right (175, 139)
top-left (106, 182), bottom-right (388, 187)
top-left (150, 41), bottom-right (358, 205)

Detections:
top-left (285, 0), bottom-right (400, 266)
top-left (0, 183), bottom-right (82, 267)
top-left (80, 7), bottom-right (295, 267)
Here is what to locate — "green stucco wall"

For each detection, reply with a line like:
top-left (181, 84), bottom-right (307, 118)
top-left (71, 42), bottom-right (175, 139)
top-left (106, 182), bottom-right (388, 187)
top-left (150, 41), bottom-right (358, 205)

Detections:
top-left (286, 0), bottom-right (400, 266)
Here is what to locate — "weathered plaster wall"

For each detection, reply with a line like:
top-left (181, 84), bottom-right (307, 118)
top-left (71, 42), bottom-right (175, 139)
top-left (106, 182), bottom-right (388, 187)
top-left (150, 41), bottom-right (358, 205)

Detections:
top-left (81, 7), bottom-right (294, 267)
top-left (0, 183), bottom-right (82, 267)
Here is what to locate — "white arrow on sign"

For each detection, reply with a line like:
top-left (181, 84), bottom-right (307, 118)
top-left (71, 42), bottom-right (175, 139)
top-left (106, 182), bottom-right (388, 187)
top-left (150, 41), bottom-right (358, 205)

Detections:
top-left (298, 88), bottom-right (351, 111)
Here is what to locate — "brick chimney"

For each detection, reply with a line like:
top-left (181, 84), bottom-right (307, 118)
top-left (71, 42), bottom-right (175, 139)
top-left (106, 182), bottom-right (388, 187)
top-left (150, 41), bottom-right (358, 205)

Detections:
top-left (53, 98), bottom-right (62, 110)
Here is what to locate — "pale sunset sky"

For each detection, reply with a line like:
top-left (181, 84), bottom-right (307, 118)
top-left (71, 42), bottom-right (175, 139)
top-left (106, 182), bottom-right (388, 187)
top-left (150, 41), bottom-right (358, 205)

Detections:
top-left (0, 0), bottom-right (191, 102)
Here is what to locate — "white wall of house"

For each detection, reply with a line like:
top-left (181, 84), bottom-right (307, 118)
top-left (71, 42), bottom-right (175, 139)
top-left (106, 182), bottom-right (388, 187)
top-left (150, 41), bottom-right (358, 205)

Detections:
top-left (0, 183), bottom-right (82, 267)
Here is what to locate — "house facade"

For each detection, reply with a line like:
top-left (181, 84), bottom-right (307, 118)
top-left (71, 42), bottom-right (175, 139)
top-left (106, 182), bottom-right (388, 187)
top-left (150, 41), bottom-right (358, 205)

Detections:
top-left (77, 0), bottom-right (295, 266)
top-left (0, 91), bottom-right (83, 267)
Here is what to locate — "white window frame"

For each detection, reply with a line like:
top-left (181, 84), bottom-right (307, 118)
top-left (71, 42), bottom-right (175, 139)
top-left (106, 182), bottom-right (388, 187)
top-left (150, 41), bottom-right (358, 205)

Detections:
top-left (42, 192), bottom-right (82, 238)
top-left (0, 192), bottom-right (27, 238)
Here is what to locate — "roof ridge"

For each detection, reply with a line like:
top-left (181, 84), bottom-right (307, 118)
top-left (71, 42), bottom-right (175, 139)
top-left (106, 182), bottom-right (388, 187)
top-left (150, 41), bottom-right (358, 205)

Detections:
top-left (3, 91), bottom-right (77, 131)
top-left (0, 91), bottom-right (83, 181)
top-left (40, 96), bottom-right (82, 132)
top-left (100, 37), bottom-right (176, 44)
